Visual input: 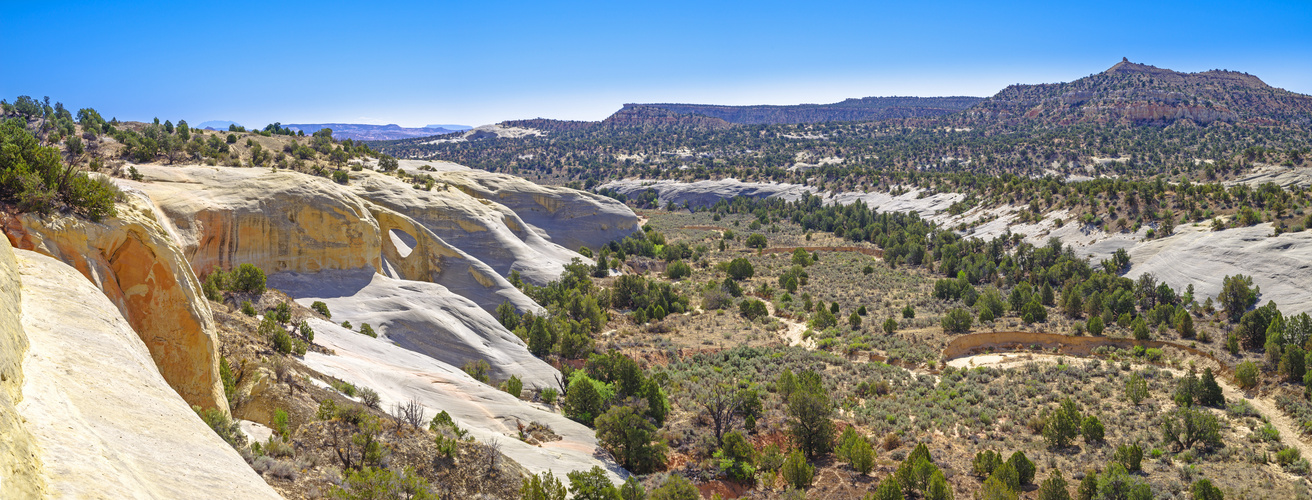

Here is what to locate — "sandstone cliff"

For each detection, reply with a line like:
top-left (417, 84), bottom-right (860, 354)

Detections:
top-left (12, 248), bottom-right (280, 499)
top-left (347, 170), bottom-right (584, 285)
top-left (3, 189), bottom-right (228, 414)
top-left (116, 164), bottom-right (633, 389)
top-left (123, 165), bottom-right (541, 312)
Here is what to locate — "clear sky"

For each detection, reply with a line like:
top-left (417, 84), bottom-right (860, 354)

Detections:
top-left (3, 0), bottom-right (1310, 128)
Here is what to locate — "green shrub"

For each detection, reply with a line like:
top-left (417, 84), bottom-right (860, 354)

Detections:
top-left (594, 405), bottom-right (667, 474)
top-left (781, 449), bottom-right (814, 489)
top-left (359, 387), bottom-right (381, 409)
top-left (331, 466), bottom-right (434, 499)
top-left (1037, 469), bottom-right (1070, 500)
top-left (273, 408), bottom-right (290, 441)
top-left (1087, 316), bottom-right (1104, 335)
top-left (1044, 399), bottom-right (1081, 449)
top-left (1113, 443), bottom-right (1143, 471)
top-left (270, 302), bottom-right (291, 323)
top-left (359, 323), bottom-right (377, 338)
top-left (973, 450), bottom-right (1003, 477)
top-left (311, 300), bottom-right (331, 318)
top-left (193, 405), bottom-right (246, 450)
top-left (1007, 451), bottom-right (1035, 485)
top-left (462, 359), bottom-right (489, 383)
top-left (1190, 478), bottom-right (1223, 500)
top-left (504, 375), bottom-right (524, 398)
top-left (665, 259), bottom-right (691, 280)
top-left (1082, 416), bottom-right (1105, 443)
top-left (740, 299), bottom-right (769, 321)
top-left (0, 118), bottom-right (117, 221)
top-left (229, 263), bottom-right (266, 294)
top-left (1124, 373), bottom-right (1148, 405)
top-left (867, 475), bottom-right (904, 500)
top-left (1235, 361), bottom-right (1259, 389)
top-left (726, 258), bottom-right (754, 280)
top-left (648, 474), bottom-right (698, 500)
top-left (299, 320), bottom-right (314, 343)
top-left (942, 308), bottom-right (973, 333)
top-left (241, 301), bottom-right (256, 316)
top-left (219, 356), bottom-right (237, 403)
top-left (715, 431), bottom-right (756, 482)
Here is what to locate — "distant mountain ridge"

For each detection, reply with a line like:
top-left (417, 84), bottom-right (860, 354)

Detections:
top-left (967, 58), bottom-right (1312, 127)
top-left (284, 123), bottom-right (464, 141)
top-left (632, 96), bottom-right (984, 125)
top-left (198, 120), bottom-right (241, 130)
top-left (481, 59), bottom-right (1312, 134)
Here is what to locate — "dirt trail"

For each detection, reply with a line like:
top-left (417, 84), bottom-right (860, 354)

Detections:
top-left (948, 351), bottom-right (1312, 463)
top-left (764, 301), bottom-right (814, 349)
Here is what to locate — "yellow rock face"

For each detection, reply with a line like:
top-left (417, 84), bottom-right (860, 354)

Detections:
top-left (133, 166), bottom-right (384, 276)
top-left (2, 192), bottom-right (228, 415)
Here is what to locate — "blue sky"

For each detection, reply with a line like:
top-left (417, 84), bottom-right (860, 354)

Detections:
top-left (3, 0), bottom-right (1310, 127)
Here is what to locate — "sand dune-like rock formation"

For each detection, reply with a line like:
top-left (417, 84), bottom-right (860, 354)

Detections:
top-left (12, 248), bottom-right (279, 499)
top-left (301, 316), bottom-right (625, 485)
top-left (598, 178), bottom-right (963, 217)
top-left (270, 268), bottom-right (560, 388)
top-left (2, 190), bottom-right (228, 414)
top-left (438, 169), bottom-right (641, 252)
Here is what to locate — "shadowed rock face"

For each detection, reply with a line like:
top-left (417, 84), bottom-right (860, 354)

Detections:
top-left (436, 169), bottom-right (642, 253)
top-left (269, 267), bottom-right (560, 389)
top-left (347, 171), bottom-right (585, 285)
top-left (3, 191), bottom-right (228, 414)
top-left (13, 249), bottom-right (279, 499)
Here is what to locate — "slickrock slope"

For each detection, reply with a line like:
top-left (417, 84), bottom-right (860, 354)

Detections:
top-left (269, 268), bottom-right (560, 389)
top-left (436, 168), bottom-right (641, 253)
top-left (13, 249), bottom-right (279, 499)
top-left (598, 178), bottom-right (963, 216)
top-left (301, 316), bottom-right (625, 485)
top-left (3, 190), bottom-right (227, 413)
top-left (346, 170), bottom-right (583, 285)
top-left (0, 237), bottom-right (44, 498)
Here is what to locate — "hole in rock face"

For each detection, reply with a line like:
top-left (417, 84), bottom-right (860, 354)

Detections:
top-left (389, 228), bottom-right (417, 259)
